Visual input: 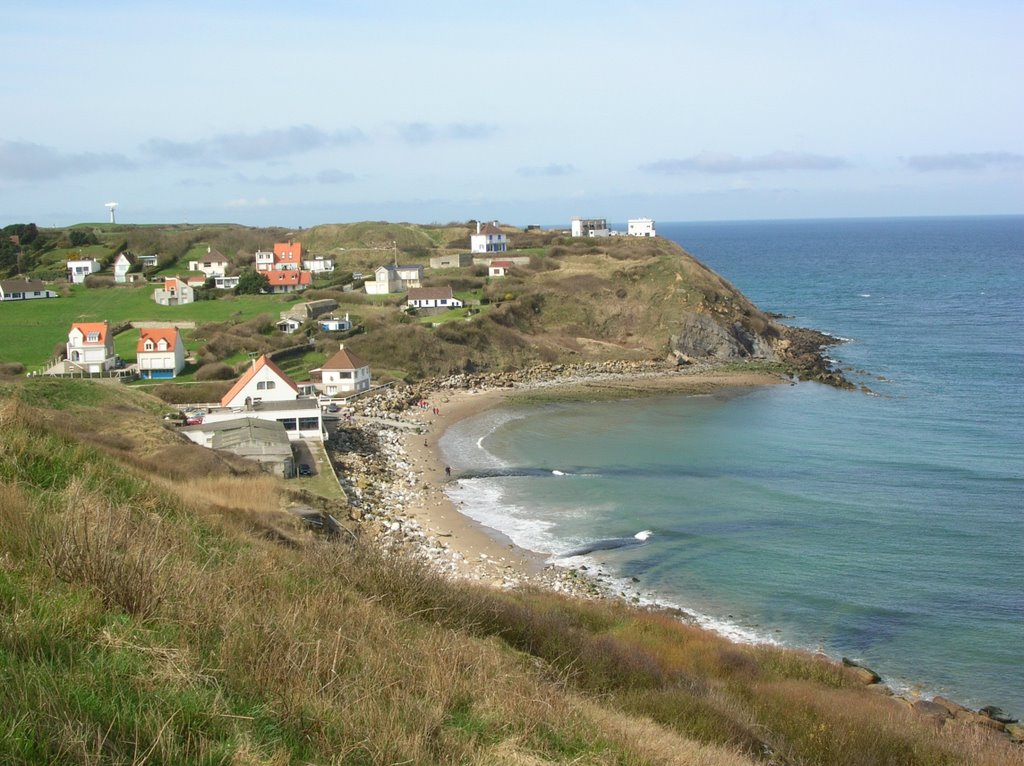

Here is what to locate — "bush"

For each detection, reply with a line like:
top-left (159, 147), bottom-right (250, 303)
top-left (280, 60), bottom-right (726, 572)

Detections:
top-left (0, 362), bottom-right (25, 377)
top-left (195, 362), bottom-right (236, 381)
top-left (83, 275), bottom-right (115, 289)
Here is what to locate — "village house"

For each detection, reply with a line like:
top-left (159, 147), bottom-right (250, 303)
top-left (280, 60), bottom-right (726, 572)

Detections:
top-left (179, 417), bottom-right (295, 479)
top-left (302, 256), bottom-right (334, 274)
top-left (112, 252), bottom-right (137, 283)
top-left (312, 344), bottom-right (371, 397)
top-left (188, 247), bottom-right (230, 278)
top-left (406, 286), bottom-right (463, 310)
top-left (265, 270), bottom-right (312, 294)
top-left (627, 218), bottom-right (656, 237)
top-left (276, 316), bottom-right (303, 334)
top-left (153, 277), bottom-right (194, 306)
top-left (204, 354), bottom-right (324, 441)
top-left (214, 275), bottom-right (240, 290)
top-left (470, 221), bottom-right (508, 253)
top-left (318, 313), bottom-right (352, 332)
top-left (254, 249), bottom-right (274, 271)
top-left (67, 258), bottom-right (102, 284)
top-left (138, 254), bottom-right (159, 268)
top-left (571, 217), bottom-right (611, 237)
top-left (364, 264), bottom-right (424, 295)
top-left (66, 321), bottom-right (116, 374)
top-left (273, 241), bottom-right (302, 270)
top-left (488, 260), bottom-right (513, 277)
top-left (136, 327), bottom-right (186, 379)
top-left (276, 298), bottom-right (338, 333)
top-left (0, 279), bottom-right (58, 301)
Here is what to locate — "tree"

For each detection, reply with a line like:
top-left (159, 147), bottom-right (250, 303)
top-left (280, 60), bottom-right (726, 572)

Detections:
top-left (234, 270), bottom-right (269, 295)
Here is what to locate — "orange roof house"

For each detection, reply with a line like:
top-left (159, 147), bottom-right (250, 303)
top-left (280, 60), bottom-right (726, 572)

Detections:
top-left (136, 327), bottom-right (186, 379)
top-left (220, 354), bottom-right (299, 408)
top-left (265, 270), bottom-right (312, 293)
top-left (273, 241), bottom-right (303, 268)
top-left (66, 321), bottom-right (116, 373)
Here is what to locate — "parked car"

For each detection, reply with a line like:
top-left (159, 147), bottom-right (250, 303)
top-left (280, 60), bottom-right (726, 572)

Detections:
top-left (298, 464), bottom-right (312, 477)
top-left (185, 416), bottom-right (203, 426)
top-left (326, 402), bottom-right (339, 413)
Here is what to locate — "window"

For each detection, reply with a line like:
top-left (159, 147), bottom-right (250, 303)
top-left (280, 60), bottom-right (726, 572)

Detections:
top-left (144, 340), bottom-right (154, 350)
top-left (256, 381), bottom-right (277, 391)
top-left (298, 417), bottom-right (319, 430)
top-left (338, 371), bottom-right (352, 379)
top-left (86, 332), bottom-right (99, 342)
top-left (277, 418), bottom-right (297, 431)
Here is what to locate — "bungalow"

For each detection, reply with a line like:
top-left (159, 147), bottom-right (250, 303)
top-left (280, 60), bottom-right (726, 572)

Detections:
top-left (318, 313), bottom-right (352, 332)
top-left (179, 417), bottom-right (295, 479)
top-left (364, 263), bottom-right (424, 295)
top-left (188, 247), bottom-right (229, 277)
top-left (302, 256), bottom-right (335, 274)
top-left (470, 221), bottom-right (508, 254)
top-left (276, 316), bottom-right (304, 334)
top-left (67, 259), bottom-right (102, 284)
top-left (406, 286), bottom-right (463, 310)
top-left (627, 218), bottom-right (656, 237)
top-left (313, 343), bottom-right (371, 397)
top-left (214, 275), bottom-right (240, 290)
top-left (138, 254), bottom-right (159, 268)
top-left (208, 355), bottom-right (322, 441)
top-left (136, 327), bottom-right (186, 379)
top-left (0, 279), bottom-right (58, 301)
top-left (265, 270), bottom-right (312, 294)
top-left (113, 252), bottom-right (136, 283)
top-left (153, 277), bottom-right (194, 306)
top-left (488, 260), bottom-right (513, 277)
top-left (66, 321), bottom-right (116, 374)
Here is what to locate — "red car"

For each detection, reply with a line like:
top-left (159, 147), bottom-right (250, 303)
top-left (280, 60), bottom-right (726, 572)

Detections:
top-left (185, 416), bottom-right (204, 426)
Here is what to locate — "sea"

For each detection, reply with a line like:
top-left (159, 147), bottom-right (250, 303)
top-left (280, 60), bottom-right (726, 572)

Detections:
top-left (439, 216), bottom-right (1024, 714)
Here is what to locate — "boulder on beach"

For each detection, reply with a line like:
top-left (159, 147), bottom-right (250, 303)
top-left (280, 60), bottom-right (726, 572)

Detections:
top-left (841, 657), bottom-right (881, 685)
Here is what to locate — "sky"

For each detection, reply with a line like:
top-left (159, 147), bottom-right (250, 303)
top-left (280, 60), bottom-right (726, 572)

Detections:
top-left (1, 1), bottom-right (1022, 228)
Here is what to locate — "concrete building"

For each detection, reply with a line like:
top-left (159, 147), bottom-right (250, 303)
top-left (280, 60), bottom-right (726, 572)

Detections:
top-left (571, 217), bottom-right (611, 237)
top-left (627, 218), bottom-right (656, 237)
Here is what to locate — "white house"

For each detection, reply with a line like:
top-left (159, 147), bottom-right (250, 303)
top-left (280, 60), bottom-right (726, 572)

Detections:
top-left (113, 252), bottom-right (136, 283)
top-left (136, 327), bottom-right (186, 379)
top-left (276, 316), bottom-right (304, 334)
top-left (302, 256), bottom-right (334, 274)
top-left (67, 259), bottom-right (101, 284)
top-left (406, 286), bottom-right (463, 310)
top-left (0, 279), bottom-right (58, 301)
top-left (254, 249), bottom-right (275, 272)
top-left (470, 221), bottom-right (508, 253)
top-left (188, 247), bottom-right (229, 277)
top-left (153, 277), bottom-right (194, 306)
top-left (364, 264), bottom-right (424, 295)
top-left (138, 254), bottom-right (159, 268)
top-left (571, 217), bottom-right (611, 237)
top-left (627, 218), bottom-right (656, 237)
top-left (488, 260), bottom-right (513, 277)
top-left (209, 355), bottom-right (323, 441)
top-left (318, 313), bottom-right (352, 332)
top-left (220, 355), bottom-right (299, 408)
top-left (214, 275), bottom-right (240, 290)
top-left (66, 321), bottom-right (116, 374)
top-left (314, 344), bottom-right (371, 397)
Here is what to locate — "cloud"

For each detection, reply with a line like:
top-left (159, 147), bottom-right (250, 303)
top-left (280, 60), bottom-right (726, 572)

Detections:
top-left (397, 121), bottom-right (498, 145)
top-left (224, 197), bottom-right (271, 208)
top-left (0, 140), bottom-right (135, 181)
top-left (641, 151), bottom-right (849, 174)
top-left (142, 125), bottom-right (366, 164)
top-left (904, 152), bottom-right (1024, 172)
top-left (234, 172), bottom-right (308, 186)
top-left (517, 163), bottom-right (576, 178)
top-left (316, 168), bottom-right (356, 184)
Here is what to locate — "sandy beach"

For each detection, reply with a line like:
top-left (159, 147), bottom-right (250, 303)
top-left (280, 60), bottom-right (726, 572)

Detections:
top-left (345, 364), bottom-right (788, 591)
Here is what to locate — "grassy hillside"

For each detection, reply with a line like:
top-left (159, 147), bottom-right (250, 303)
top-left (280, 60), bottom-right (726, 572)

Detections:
top-left (0, 379), bottom-right (1018, 765)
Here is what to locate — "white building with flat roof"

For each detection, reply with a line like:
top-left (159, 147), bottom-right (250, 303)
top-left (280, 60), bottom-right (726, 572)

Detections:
top-left (627, 218), bottom-right (656, 238)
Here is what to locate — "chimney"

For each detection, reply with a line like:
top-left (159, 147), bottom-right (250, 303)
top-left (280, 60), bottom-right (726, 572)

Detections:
top-left (476, 221), bottom-right (481, 234)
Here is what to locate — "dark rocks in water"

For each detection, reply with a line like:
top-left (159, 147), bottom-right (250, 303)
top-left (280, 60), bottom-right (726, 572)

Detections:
top-left (979, 705), bottom-right (1018, 724)
top-left (841, 657), bottom-right (882, 685)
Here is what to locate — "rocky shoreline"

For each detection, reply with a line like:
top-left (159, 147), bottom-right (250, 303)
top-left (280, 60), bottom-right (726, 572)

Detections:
top-left (322, 361), bottom-right (1021, 746)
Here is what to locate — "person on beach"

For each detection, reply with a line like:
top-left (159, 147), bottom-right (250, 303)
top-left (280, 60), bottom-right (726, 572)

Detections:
top-left (445, 465), bottom-right (451, 478)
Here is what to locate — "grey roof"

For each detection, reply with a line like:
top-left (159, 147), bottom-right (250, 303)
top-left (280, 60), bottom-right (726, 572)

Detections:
top-left (0, 279), bottom-right (48, 293)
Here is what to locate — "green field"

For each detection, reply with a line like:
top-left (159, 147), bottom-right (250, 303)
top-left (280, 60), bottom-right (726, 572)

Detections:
top-left (0, 285), bottom-right (293, 370)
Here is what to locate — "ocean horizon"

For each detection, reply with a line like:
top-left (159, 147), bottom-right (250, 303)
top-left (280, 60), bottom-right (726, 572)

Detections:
top-left (441, 215), bottom-right (1024, 714)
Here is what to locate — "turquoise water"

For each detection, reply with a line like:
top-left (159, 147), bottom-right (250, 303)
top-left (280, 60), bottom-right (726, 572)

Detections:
top-left (440, 216), bottom-right (1024, 713)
